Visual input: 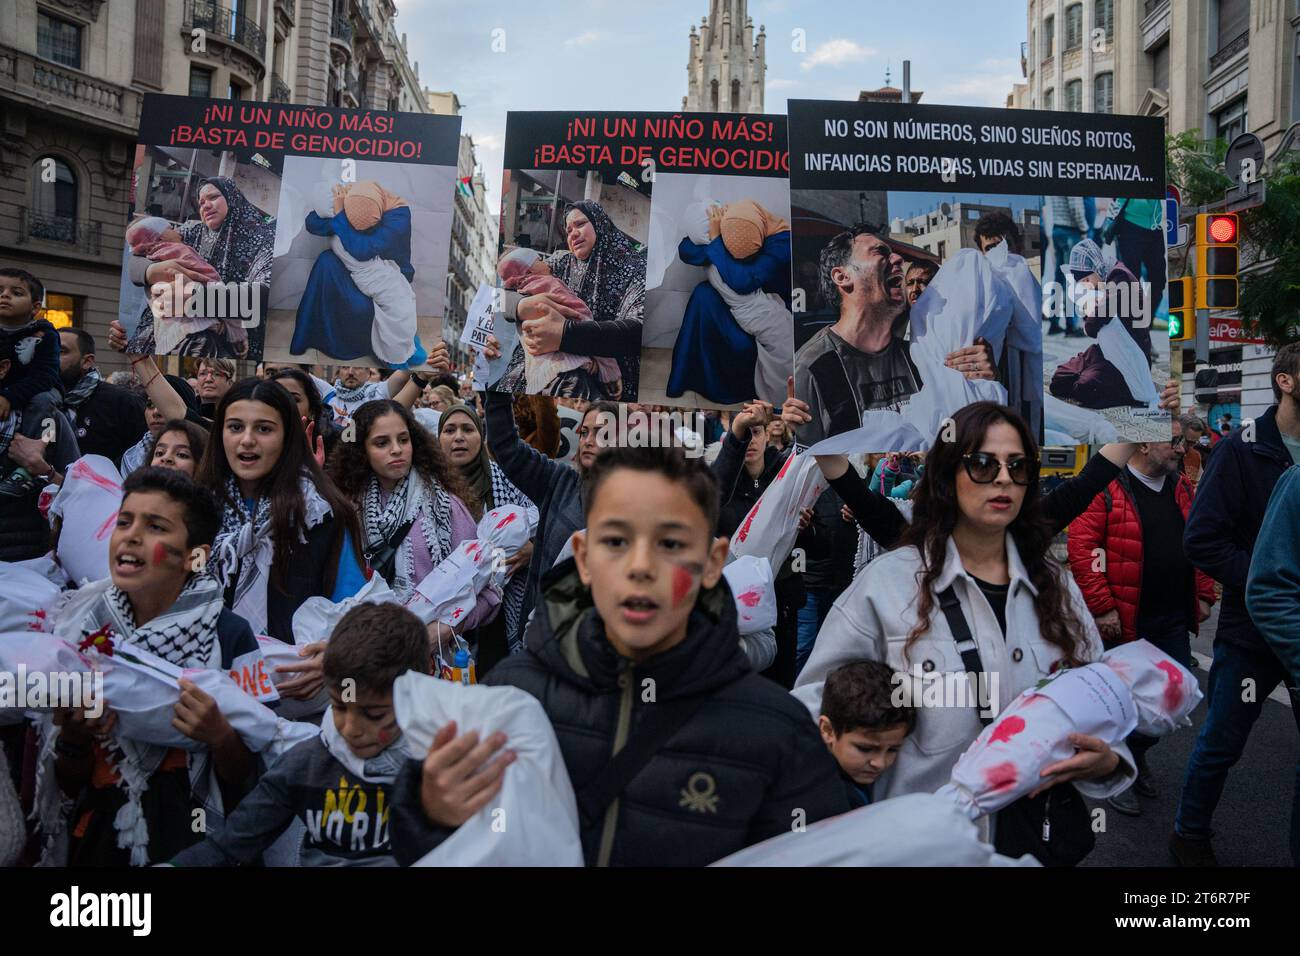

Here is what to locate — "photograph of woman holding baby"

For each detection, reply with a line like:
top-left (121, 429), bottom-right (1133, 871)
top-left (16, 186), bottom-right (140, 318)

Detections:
top-left (495, 200), bottom-right (646, 401)
top-left (125, 176), bottom-right (275, 359)
top-left (665, 199), bottom-right (792, 408)
top-left (288, 180), bottom-right (426, 369)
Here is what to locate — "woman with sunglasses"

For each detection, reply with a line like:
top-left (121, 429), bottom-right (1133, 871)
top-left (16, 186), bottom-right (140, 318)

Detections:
top-left (793, 402), bottom-right (1133, 852)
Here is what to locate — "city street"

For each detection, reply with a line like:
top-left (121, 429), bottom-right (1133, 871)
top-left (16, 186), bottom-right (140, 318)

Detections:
top-left (1083, 604), bottom-right (1299, 867)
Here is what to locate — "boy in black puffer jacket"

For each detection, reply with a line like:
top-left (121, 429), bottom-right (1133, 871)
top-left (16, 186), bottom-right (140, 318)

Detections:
top-left (390, 444), bottom-right (849, 866)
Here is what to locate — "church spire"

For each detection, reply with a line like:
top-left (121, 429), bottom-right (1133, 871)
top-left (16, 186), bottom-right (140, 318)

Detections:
top-left (683, 0), bottom-right (767, 113)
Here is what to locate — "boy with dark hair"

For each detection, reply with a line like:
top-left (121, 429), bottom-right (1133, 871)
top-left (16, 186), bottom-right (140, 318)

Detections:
top-left (391, 444), bottom-right (850, 867)
top-left (818, 660), bottom-right (916, 808)
top-left (0, 267), bottom-right (65, 497)
top-left (171, 602), bottom-right (430, 867)
top-left (973, 210), bottom-right (1022, 254)
top-left (45, 467), bottom-right (260, 865)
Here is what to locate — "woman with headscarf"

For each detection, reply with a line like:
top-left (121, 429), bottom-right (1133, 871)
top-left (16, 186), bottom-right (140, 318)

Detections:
top-left (438, 402), bottom-right (538, 667)
top-left (290, 180), bottom-right (426, 369)
top-left (667, 199), bottom-right (792, 407)
top-left (499, 200), bottom-right (646, 400)
top-left (126, 177), bottom-right (276, 359)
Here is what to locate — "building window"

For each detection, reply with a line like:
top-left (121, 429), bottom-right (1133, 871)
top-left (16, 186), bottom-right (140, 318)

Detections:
top-left (1095, 0), bottom-right (1114, 39)
top-left (189, 66), bottom-right (213, 98)
top-left (29, 156), bottom-right (78, 242)
top-left (1215, 0), bottom-right (1250, 50)
top-left (1214, 96), bottom-right (1248, 142)
top-left (1065, 4), bottom-right (1083, 51)
top-left (1065, 79), bottom-right (1083, 112)
top-left (37, 11), bottom-right (83, 69)
top-left (1094, 73), bottom-right (1114, 113)
top-left (42, 293), bottom-right (78, 330)
top-left (1151, 41), bottom-right (1170, 93)
top-left (1043, 87), bottom-right (1055, 111)
top-left (1043, 15), bottom-right (1055, 58)
top-left (229, 80), bottom-right (246, 101)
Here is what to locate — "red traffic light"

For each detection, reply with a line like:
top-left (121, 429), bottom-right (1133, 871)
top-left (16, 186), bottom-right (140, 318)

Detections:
top-left (1208, 215), bottom-right (1237, 243)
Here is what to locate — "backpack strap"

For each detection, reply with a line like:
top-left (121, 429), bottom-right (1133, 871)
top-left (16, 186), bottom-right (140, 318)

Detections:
top-left (936, 584), bottom-right (991, 727)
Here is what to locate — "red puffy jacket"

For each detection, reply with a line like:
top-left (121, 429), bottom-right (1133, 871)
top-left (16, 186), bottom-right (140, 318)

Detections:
top-left (1067, 471), bottom-right (1216, 645)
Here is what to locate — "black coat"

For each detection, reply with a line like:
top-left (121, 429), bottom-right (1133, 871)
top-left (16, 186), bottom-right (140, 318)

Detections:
top-left (1183, 405), bottom-right (1295, 651)
top-left (390, 560), bottom-right (850, 867)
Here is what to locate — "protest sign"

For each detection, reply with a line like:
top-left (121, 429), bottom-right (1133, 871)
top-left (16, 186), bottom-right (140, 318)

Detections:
top-left (118, 94), bottom-right (460, 367)
top-left (787, 100), bottom-right (1167, 452)
top-left (490, 111), bottom-right (787, 406)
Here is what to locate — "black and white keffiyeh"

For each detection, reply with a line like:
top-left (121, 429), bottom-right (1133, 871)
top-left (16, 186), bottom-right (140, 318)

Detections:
top-left (487, 461), bottom-right (537, 652)
top-left (118, 431), bottom-right (153, 478)
top-left (61, 367), bottom-right (101, 411)
top-left (361, 471), bottom-right (453, 597)
top-left (35, 574), bottom-right (227, 866)
top-left (209, 473), bottom-right (334, 635)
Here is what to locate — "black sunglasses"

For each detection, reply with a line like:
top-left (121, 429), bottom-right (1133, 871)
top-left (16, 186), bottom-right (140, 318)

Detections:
top-left (961, 452), bottom-right (1036, 486)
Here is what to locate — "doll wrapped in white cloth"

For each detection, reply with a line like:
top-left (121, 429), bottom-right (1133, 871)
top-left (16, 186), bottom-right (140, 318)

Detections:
top-left (393, 670), bottom-right (584, 866)
top-left (711, 792), bottom-right (1038, 867)
top-left (938, 640), bottom-right (1202, 820)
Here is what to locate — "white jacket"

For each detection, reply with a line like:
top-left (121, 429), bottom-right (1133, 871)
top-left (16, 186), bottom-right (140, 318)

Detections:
top-left (793, 535), bottom-right (1134, 807)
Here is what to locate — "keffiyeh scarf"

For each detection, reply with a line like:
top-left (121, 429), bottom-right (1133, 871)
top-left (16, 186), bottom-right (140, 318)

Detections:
top-left (361, 470), bottom-right (453, 597)
top-left (35, 574), bottom-right (226, 866)
top-left (209, 474), bottom-right (334, 636)
top-left (486, 460), bottom-right (537, 652)
top-left (61, 367), bottom-right (102, 411)
top-left (119, 431), bottom-right (153, 477)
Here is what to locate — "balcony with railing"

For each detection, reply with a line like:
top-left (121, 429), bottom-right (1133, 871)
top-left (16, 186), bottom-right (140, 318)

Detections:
top-left (1210, 30), bottom-right (1249, 72)
top-left (331, 14), bottom-right (354, 46)
top-left (16, 207), bottom-right (102, 255)
top-left (185, 0), bottom-right (266, 62)
top-left (269, 72), bottom-right (291, 103)
top-left (0, 42), bottom-right (140, 135)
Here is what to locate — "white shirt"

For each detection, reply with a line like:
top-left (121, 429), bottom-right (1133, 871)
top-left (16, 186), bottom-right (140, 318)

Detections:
top-left (1126, 463), bottom-right (1167, 493)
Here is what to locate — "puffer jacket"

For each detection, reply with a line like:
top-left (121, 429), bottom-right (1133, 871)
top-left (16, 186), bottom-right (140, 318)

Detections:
top-left (390, 559), bottom-right (850, 867)
top-left (1067, 470), bottom-right (1216, 644)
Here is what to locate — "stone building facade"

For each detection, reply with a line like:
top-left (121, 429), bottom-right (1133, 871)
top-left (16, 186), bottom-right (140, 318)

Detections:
top-left (0, 0), bottom-right (428, 371)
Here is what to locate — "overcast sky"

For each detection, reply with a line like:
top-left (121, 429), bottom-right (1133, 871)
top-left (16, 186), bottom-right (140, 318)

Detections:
top-left (392, 0), bottom-right (1030, 219)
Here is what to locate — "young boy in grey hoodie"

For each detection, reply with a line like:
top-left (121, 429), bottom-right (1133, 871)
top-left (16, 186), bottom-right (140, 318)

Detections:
top-left (170, 602), bottom-right (428, 867)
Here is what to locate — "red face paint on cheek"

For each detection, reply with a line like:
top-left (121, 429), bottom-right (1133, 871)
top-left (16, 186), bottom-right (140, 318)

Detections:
top-left (152, 542), bottom-right (167, 566)
top-left (377, 727), bottom-right (394, 746)
top-left (671, 566), bottom-right (694, 608)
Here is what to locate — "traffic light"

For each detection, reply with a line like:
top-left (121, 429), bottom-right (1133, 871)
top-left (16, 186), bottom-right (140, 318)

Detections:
top-left (1168, 276), bottom-right (1193, 341)
top-left (1194, 213), bottom-right (1239, 309)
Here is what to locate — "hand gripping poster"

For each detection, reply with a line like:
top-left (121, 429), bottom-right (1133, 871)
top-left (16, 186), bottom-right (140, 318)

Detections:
top-left (786, 99), bottom-right (1167, 453)
top-left (118, 94), bottom-right (460, 367)
top-left (488, 111), bottom-right (787, 405)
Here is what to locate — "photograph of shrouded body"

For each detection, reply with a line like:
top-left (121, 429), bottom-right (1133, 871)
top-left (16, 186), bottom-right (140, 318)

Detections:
top-left (790, 189), bottom-right (1043, 453)
top-left (493, 166), bottom-right (647, 401)
top-left (1040, 195), bottom-right (1170, 445)
top-left (266, 155), bottom-right (454, 369)
top-left (639, 172), bottom-right (793, 410)
top-left (119, 145), bottom-right (279, 361)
